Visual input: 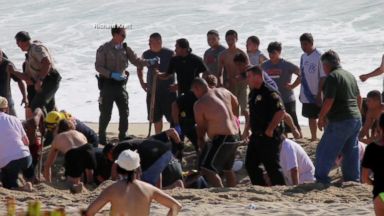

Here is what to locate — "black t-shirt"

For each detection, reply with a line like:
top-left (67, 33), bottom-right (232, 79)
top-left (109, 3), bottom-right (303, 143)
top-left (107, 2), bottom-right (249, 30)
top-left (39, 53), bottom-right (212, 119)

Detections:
top-left (112, 133), bottom-right (172, 171)
top-left (0, 58), bottom-right (19, 98)
top-left (249, 83), bottom-right (285, 135)
top-left (176, 91), bottom-right (197, 127)
top-left (167, 53), bottom-right (207, 94)
top-left (94, 149), bottom-right (113, 184)
top-left (362, 142), bottom-right (384, 198)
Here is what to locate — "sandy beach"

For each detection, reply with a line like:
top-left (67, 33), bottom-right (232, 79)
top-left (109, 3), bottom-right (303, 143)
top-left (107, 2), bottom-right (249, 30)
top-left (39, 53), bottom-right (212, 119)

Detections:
top-left (0, 123), bottom-right (375, 215)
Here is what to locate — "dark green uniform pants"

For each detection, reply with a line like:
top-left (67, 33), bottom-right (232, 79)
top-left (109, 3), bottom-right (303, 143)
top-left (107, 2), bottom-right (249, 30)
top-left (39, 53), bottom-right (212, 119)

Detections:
top-left (30, 70), bottom-right (61, 113)
top-left (98, 80), bottom-right (129, 144)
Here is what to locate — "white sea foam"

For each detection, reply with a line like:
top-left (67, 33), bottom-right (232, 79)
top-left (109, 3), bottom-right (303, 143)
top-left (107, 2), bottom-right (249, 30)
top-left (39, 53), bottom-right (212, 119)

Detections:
top-left (1, 0), bottom-right (383, 124)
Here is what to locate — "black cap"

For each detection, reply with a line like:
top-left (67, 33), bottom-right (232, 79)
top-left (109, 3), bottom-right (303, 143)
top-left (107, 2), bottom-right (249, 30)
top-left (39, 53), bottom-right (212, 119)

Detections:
top-left (15, 31), bottom-right (31, 42)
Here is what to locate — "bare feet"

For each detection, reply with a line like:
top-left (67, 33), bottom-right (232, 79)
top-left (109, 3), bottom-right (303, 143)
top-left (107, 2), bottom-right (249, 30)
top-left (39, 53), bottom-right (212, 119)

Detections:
top-left (70, 183), bottom-right (86, 194)
top-left (310, 137), bottom-right (319, 142)
top-left (292, 129), bottom-right (301, 139)
top-left (21, 182), bottom-right (33, 192)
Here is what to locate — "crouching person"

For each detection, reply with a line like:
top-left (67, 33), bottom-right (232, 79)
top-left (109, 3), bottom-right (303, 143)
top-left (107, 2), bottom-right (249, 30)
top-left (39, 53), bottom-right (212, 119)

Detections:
top-left (0, 96), bottom-right (33, 191)
top-left (43, 119), bottom-right (96, 193)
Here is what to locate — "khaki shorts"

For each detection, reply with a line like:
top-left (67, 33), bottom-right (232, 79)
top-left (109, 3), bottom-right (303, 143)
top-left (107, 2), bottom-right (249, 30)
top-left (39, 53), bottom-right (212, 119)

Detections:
top-left (229, 81), bottom-right (248, 114)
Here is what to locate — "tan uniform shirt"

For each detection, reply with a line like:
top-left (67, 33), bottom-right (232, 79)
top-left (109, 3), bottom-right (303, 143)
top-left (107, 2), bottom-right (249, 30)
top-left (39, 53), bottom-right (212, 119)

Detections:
top-left (26, 42), bottom-right (55, 80)
top-left (95, 41), bottom-right (148, 78)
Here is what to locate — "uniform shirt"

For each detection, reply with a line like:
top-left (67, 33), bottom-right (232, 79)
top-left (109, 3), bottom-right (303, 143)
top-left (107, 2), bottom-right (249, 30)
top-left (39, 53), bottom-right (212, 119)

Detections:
top-left (95, 41), bottom-right (148, 78)
top-left (0, 112), bottom-right (30, 168)
top-left (262, 59), bottom-right (300, 103)
top-left (204, 45), bottom-right (226, 77)
top-left (323, 68), bottom-right (361, 121)
top-left (141, 48), bottom-right (175, 92)
top-left (167, 53), bottom-right (207, 94)
top-left (362, 142), bottom-right (384, 198)
top-left (249, 83), bottom-right (285, 134)
top-left (26, 41), bottom-right (55, 80)
top-left (299, 49), bottom-right (326, 104)
top-left (279, 139), bottom-right (315, 185)
top-left (176, 91), bottom-right (197, 127)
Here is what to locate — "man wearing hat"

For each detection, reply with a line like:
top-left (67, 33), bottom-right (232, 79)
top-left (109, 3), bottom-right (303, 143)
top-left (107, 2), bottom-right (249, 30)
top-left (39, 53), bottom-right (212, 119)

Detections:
top-left (0, 49), bottom-right (28, 116)
top-left (156, 38), bottom-right (208, 95)
top-left (85, 149), bottom-right (182, 216)
top-left (0, 96), bottom-right (34, 191)
top-left (14, 31), bottom-right (62, 113)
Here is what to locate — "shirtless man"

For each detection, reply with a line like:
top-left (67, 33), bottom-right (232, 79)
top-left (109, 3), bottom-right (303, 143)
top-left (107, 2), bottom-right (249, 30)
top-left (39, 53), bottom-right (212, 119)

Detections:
top-left (192, 77), bottom-right (240, 187)
top-left (43, 119), bottom-right (96, 193)
top-left (360, 90), bottom-right (384, 143)
top-left (84, 149), bottom-right (182, 216)
top-left (218, 30), bottom-right (249, 136)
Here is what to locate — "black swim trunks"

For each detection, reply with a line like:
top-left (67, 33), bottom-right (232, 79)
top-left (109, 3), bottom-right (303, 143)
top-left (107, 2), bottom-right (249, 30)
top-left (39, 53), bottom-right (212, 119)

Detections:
top-left (201, 135), bottom-right (240, 173)
top-left (64, 143), bottom-right (96, 178)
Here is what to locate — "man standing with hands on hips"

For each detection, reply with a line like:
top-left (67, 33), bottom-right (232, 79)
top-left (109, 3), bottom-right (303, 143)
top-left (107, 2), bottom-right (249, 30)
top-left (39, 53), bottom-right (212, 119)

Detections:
top-left (95, 25), bottom-right (159, 144)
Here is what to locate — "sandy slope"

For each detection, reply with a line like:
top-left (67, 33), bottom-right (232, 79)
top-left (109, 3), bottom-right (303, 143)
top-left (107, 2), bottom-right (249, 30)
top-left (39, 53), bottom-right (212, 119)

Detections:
top-left (0, 123), bottom-right (374, 215)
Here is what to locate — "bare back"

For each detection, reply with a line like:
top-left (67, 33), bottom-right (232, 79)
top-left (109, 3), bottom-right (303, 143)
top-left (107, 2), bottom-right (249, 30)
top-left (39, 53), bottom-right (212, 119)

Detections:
top-left (92, 180), bottom-right (181, 216)
top-left (220, 48), bottom-right (246, 88)
top-left (107, 180), bottom-right (152, 216)
top-left (52, 130), bottom-right (88, 154)
top-left (195, 90), bottom-right (238, 138)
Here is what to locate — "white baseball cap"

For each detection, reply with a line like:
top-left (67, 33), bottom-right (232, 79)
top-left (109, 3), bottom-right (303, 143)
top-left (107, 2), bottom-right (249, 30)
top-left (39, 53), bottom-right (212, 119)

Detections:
top-left (0, 96), bottom-right (8, 109)
top-left (115, 150), bottom-right (140, 171)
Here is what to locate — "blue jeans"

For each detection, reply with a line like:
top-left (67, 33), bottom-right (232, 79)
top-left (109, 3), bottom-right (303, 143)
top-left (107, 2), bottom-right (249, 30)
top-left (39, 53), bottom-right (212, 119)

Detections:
top-left (141, 151), bottom-right (173, 186)
top-left (1, 156), bottom-right (32, 189)
top-left (315, 118), bottom-right (361, 184)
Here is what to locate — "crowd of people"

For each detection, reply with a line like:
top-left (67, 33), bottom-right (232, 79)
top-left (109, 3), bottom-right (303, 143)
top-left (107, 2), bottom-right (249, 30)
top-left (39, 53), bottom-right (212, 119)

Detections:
top-left (0, 25), bottom-right (384, 215)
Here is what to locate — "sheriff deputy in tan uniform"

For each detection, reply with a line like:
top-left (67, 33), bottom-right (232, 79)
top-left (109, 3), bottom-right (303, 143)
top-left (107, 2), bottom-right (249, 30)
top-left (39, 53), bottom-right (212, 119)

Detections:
top-left (14, 31), bottom-right (61, 113)
top-left (95, 25), bottom-right (159, 144)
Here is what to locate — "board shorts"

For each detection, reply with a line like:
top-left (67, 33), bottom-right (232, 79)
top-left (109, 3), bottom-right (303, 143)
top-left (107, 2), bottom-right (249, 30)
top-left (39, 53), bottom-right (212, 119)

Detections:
top-left (146, 92), bottom-right (176, 123)
top-left (229, 81), bottom-right (248, 114)
top-left (302, 103), bottom-right (321, 119)
top-left (201, 135), bottom-right (240, 173)
top-left (64, 144), bottom-right (96, 178)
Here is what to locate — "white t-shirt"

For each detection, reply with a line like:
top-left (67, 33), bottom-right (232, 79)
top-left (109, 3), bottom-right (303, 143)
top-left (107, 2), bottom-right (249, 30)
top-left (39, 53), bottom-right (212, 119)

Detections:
top-left (248, 50), bottom-right (266, 66)
top-left (299, 49), bottom-right (326, 104)
top-left (279, 139), bottom-right (315, 185)
top-left (0, 112), bottom-right (30, 168)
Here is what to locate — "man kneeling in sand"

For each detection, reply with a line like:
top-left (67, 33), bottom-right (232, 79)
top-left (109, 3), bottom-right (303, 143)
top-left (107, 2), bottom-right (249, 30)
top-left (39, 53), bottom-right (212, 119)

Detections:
top-left (44, 119), bottom-right (96, 193)
top-left (192, 78), bottom-right (241, 187)
top-left (84, 149), bottom-right (182, 216)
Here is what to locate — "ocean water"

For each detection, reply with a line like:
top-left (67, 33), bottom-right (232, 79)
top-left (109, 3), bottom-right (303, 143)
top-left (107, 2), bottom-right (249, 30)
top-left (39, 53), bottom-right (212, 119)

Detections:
top-left (1, 0), bottom-right (383, 125)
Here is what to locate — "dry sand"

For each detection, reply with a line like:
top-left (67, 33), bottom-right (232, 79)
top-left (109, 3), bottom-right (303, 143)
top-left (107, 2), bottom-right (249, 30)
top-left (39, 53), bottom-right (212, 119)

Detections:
top-left (0, 123), bottom-right (375, 215)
